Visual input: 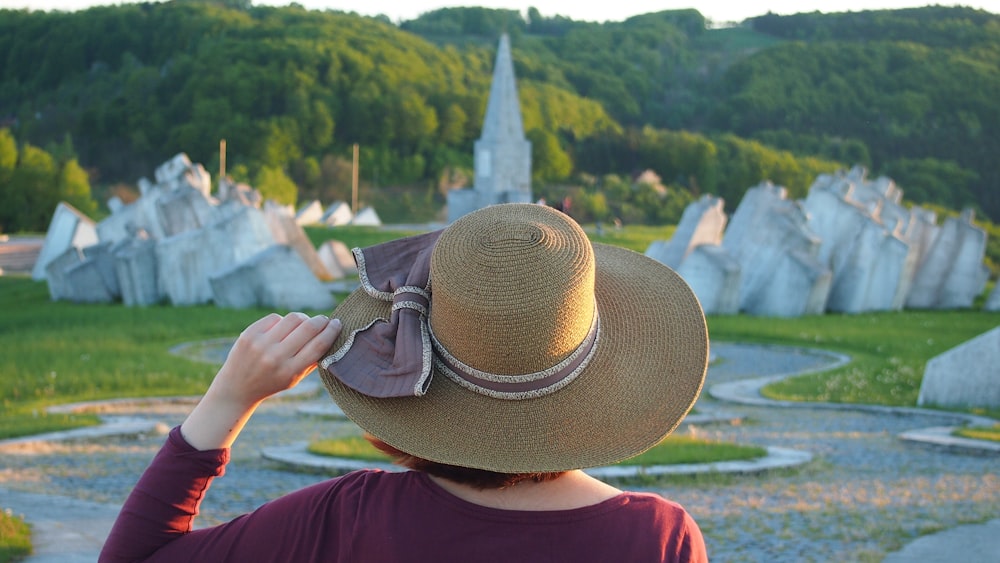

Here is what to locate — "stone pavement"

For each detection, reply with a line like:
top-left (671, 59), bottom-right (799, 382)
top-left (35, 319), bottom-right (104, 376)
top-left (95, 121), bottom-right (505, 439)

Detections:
top-left (2, 342), bottom-right (997, 561)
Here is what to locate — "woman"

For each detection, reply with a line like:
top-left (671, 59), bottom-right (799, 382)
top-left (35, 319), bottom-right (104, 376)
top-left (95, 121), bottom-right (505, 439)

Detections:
top-left (101, 203), bottom-right (710, 562)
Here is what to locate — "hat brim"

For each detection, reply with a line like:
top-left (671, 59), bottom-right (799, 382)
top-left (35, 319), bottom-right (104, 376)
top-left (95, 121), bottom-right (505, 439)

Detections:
top-left (319, 243), bottom-right (708, 472)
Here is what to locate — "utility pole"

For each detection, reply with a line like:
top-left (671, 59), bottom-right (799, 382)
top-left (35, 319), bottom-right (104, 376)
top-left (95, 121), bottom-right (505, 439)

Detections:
top-left (219, 139), bottom-right (227, 178)
top-left (352, 143), bottom-right (359, 213)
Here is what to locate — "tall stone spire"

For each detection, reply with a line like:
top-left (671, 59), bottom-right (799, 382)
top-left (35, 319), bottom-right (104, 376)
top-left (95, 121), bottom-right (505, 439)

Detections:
top-left (480, 33), bottom-right (526, 142)
top-left (448, 34), bottom-right (533, 223)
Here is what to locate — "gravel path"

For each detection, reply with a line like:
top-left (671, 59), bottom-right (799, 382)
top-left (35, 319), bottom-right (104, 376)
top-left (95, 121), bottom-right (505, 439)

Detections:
top-left (2, 342), bottom-right (997, 562)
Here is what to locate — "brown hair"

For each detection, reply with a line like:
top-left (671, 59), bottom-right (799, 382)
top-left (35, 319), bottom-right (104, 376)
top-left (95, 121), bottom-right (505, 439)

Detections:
top-left (365, 435), bottom-right (566, 490)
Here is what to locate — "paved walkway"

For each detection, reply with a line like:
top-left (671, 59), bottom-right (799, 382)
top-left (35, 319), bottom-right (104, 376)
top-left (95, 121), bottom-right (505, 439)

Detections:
top-left (2, 342), bottom-right (997, 562)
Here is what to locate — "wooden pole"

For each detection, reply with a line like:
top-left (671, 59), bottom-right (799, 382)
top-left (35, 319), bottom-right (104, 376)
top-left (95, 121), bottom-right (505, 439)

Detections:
top-left (219, 139), bottom-right (227, 178)
top-left (352, 143), bottom-right (359, 213)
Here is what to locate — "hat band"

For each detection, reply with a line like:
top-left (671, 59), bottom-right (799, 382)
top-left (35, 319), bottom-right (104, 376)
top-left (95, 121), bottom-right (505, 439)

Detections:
top-left (429, 306), bottom-right (601, 400)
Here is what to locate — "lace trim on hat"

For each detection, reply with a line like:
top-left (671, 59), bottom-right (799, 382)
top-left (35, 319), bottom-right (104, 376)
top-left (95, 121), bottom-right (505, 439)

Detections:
top-left (429, 305), bottom-right (601, 400)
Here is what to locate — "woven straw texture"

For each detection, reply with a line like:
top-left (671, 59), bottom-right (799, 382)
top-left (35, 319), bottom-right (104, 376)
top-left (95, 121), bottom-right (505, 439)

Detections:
top-left (320, 204), bottom-right (708, 472)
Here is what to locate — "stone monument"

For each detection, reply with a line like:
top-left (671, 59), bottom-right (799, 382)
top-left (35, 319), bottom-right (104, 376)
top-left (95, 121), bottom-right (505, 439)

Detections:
top-left (906, 209), bottom-right (990, 309)
top-left (31, 202), bottom-right (98, 281)
top-left (918, 326), bottom-right (1000, 409)
top-left (321, 201), bottom-right (353, 226)
top-left (36, 153), bottom-right (336, 310)
top-left (723, 182), bottom-right (831, 316)
top-left (645, 195), bottom-right (727, 269)
top-left (803, 170), bottom-right (920, 313)
top-left (447, 34), bottom-right (532, 222)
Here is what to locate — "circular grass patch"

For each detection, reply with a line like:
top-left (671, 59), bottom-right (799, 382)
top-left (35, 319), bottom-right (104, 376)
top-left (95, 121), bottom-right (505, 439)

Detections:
top-left (307, 434), bottom-right (766, 467)
top-left (953, 423), bottom-right (1000, 442)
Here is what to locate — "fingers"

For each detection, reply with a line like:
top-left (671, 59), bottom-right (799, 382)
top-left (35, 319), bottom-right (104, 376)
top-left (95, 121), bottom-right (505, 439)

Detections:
top-left (265, 312), bottom-right (313, 342)
top-left (242, 313), bottom-right (283, 336)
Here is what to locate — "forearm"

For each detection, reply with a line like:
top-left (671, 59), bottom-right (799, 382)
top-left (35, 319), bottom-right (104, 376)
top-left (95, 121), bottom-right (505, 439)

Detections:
top-left (178, 313), bottom-right (339, 451)
top-left (179, 378), bottom-right (260, 450)
top-left (99, 427), bottom-right (228, 562)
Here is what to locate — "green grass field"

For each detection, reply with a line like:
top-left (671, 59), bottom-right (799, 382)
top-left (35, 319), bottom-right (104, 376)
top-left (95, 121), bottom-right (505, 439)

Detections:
top-left (953, 424), bottom-right (1000, 442)
top-left (708, 311), bottom-right (1000, 416)
top-left (0, 509), bottom-right (31, 563)
top-left (307, 434), bottom-right (766, 467)
top-left (2, 222), bottom-right (997, 440)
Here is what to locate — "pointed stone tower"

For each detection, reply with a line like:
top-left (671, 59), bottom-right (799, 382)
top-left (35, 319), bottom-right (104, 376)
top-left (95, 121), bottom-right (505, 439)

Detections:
top-left (447, 34), bottom-right (532, 222)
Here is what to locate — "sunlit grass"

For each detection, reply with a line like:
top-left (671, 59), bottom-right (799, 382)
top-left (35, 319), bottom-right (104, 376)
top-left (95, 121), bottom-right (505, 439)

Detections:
top-left (0, 276), bottom-right (272, 437)
top-left (307, 434), bottom-right (766, 466)
top-left (308, 436), bottom-right (390, 461)
top-left (616, 435), bottom-right (765, 466)
top-left (953, 424), bottom-right (1000, 442)
top-left (304, 225), bottom-right (425, 249)
top-left (708, 311), bottom-right (1000, 410)
top-left (0, 508), bottom-right (31, 563)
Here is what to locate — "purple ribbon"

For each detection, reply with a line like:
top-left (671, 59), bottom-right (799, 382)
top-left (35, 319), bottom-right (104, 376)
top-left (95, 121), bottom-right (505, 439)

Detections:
top-left (321, 230), bottom-right (442, 398)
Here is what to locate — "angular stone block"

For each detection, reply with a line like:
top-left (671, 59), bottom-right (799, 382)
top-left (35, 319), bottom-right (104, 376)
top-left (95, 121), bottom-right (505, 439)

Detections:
top-left (906, 210), bottom-right (990, 309)
top-left (32, 202), bottom-right (98, 280)
top-left (317, 240), bottom-right (358, 280)
top-left (154, 153), bottom-right (193, 184)
top-left (321, 201), bottom-right (354, 226)
top-left (156, 230), bottom-right (214, 305)
top-left (746, 249), bottom-right (832, 317)
top-left (218, 177), bottom-right (262, 208)
top-left (296, 200), bottom-right (324, 226)
top-left (156, 185), bottom-right (217, 237)
top-left (44, 246), bottom-right (85, 300)
top-left (723, 183), bottom-right (830, 315)
top-left (82, 242), bottom-right (120, 299)
top-left (114, 238), bottom-right (160, 307)
top-left (184, 162), bottom-right (212, 198)
top-left (676, 245), bottom-right (741, 315)
top-left (263, 202), bottom-right (331, 281)
top-left (646, 195), bottom-right (726, 269)
top-left (918, 326), bottom-right (1000, 409)
top-left (63, 259), bottom-right (115, 303)
top-left (804, 173), bottom-right (917, 313)
top-left (447, 189), bottom-right (484, 224)
top-left (210, 245), bottom-right (335, 310)
top-left (351, 206), bottom-right (382, 227)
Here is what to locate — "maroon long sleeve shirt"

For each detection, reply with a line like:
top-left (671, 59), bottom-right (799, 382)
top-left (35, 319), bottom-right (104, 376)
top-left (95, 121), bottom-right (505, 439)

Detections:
top-left (101, 427), bottom-right (708, 562)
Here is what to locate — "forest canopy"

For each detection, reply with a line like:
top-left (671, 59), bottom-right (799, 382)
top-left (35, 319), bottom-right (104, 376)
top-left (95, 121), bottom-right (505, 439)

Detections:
top-left (0, 2), bottom-right (997, 229)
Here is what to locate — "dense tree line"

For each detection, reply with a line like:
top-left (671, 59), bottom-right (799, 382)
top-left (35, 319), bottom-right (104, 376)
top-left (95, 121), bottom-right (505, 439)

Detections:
top-left (729, 7), bottom-right (1000, 220)
top-left (0, 129), bottom-right (96, 232)
top-left (0, 2), bottom-right (998, 232)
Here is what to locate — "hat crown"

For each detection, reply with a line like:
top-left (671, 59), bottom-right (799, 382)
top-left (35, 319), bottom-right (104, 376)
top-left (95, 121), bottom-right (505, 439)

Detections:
top-left (430, 205), bottom-right (596, 376)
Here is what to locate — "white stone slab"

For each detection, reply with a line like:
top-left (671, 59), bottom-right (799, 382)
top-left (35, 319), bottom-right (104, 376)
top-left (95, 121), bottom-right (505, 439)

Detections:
top-left (646, 195), bottom-right (726, 268)
top-left (907, 211), bottom-right (989, 309)
top-left (210, 245), bottom-right (335, 310)
top-left (296, 200), bottom-right (324, 226)
top-left (918, 326), bottom-right (1000, 409)
top-left (321, 201), bottom-right (354, 226)
top-left (263, 201), bottom-right (332, 280)
top-left (351, 206), bottom-right (382, 226)
top-left (676, 244), bottom-right (741, 315)
top-left (32, 202), bottom-right (98, 280)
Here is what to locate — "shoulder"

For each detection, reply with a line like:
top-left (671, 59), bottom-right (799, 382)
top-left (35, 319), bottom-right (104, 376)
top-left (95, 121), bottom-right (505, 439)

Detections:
top-left (305, 469), bottom-right (422, 504)
top-left (610, 492), bottom-right (703, 540)
top-left (614, 492), bottom-right (707, 562)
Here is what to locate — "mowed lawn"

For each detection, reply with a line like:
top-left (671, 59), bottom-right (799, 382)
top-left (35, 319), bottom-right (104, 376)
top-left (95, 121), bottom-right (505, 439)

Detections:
top-left (1, 223), bottom-right (997, 438)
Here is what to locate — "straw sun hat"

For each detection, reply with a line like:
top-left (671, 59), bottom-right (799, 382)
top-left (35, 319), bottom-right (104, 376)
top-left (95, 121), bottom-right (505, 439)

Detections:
top-left (319, 203), bottom-right (708, 472)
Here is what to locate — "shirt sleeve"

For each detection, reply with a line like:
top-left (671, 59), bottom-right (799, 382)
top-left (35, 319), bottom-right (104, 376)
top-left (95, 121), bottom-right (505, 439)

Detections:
top-left (99, 426), bottom-right (229, 563)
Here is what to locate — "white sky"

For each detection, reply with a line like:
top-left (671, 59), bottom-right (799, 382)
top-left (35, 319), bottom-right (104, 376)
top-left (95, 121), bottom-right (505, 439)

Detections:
top-left (1, 1), bottom-right (997, 25)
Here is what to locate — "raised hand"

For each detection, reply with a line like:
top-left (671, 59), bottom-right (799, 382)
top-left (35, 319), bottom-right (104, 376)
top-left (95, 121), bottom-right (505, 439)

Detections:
top-left (180, 313), bottom-right (342, 450)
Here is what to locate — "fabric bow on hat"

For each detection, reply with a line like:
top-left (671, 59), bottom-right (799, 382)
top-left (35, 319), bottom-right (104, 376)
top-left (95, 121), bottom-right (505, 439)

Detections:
top-left (321, 230), bottom-right (443, 398)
